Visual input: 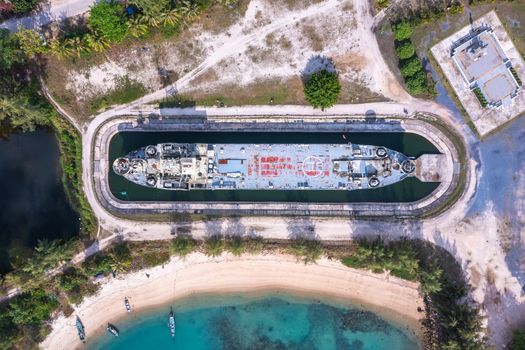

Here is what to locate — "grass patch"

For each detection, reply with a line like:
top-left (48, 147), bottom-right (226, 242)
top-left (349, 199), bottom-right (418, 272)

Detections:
top-left (159, 95), bottom-right (197, 108)
top-left (170, 235), bottom-right (197, 257)
top-left (204, 235), bottom-right (225, 257)
top-left (89, 77), bottom-right (146, 113)
top-left (287, 237), bottom-right (323, 264)
top-left (166, 78), bottom-right (303, 107)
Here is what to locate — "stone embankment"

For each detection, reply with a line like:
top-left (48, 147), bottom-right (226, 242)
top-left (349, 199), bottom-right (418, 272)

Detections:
top-left (91, 113), bottom-right (464, 219)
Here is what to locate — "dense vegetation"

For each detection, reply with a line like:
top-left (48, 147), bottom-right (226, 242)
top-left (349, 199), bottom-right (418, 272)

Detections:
top-left (0, 239), bottom-right (77, 349)
top-left (341, 238), bottom-right (485, 350)
top-left (15, 0), bottom-right (235, 60)
top-left (0, 0), bottom-right (40, 15)
top-left (511, 330), bottom-right (525, 350)
top-left (51, 115), bottom-right (97, 235)
top-left (303, 69), bottom-right (341, 109)
top-left (391, 21), bottom-right (433, 95)
top-left (0, 29), bottom-right (52, 131)
top-left (0, 28), bottom-right (98, 349)
top-left (87, 0), bottom-right (128, 43)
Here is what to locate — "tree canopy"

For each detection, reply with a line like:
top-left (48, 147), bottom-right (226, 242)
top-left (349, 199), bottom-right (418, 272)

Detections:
top-left (400, 56), bottom-right (423, 77)
top-left (393, 21), bottom-right (413, 41)
top-left (0, 29), bottom-right (52, 131)
top-left (130, 0), bottom-right (172, 18)
top-left (303, 70), bottom-right (341, 110)
top-left (0, 29), bottom-right (24, 69)
top-left (512, 331), bottom-right (525, 350)
top-left (395, 41), bottom-right (415, 60)
top-left (10, 0), bottom-right (39, 14)
top-left (8, 289), bottom-right (59, 325)
top-left (88, 0), bottom-right (128, 43)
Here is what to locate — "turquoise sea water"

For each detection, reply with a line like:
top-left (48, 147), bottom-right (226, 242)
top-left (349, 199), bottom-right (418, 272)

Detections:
top-left (88, 294), bottom-right (419, 350)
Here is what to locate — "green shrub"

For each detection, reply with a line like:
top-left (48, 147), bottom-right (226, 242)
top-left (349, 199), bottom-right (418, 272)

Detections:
top-left (405, 70), bottom-right (427, 94)
top-left (225, 236), bottom-right (245, 256)
top-left (376, 0), bottom-right (389, 9)
top-left (341, 238), bottom-right (420, 280)
top-left (510, 67), bottom-right (522, 86)
top-left (303, 70), bottom-right (341, 110)
top-left (512, 330), bottom-right (525, 350)
top-left (400, 56), bottom-right (423, 77)
top-left (204, 235), bottom-right (224, 257)
top-left (395, 42), bottom-right (415, 60)
top-left (0, 307), bottom-right (20, 350)
top-left (160, 23), bottom-right (181, 38)
top-left (110, 243), bottom-right (133, 271)
top-left (58, 267), bottom-right (87, 292)
top-left (51, 115), bottom-right (97, 236)
top-left (83, 253), bottom-right (114, 275)
top-left (449, 4), bottom-right (463, 15)
top-left (170, 235), bottom-right (197, 257)
top-left (245, 237), bottom-right (264, 255)
top-left (8, 289), bottom-right (59, 325)
top-left (288, 238), bottom-right (323, 264)
top-left (88, 0), bottom-right (127, 43)
top-left (142, 250), bottom-right (170, 268)
top-left (472, 87), bottom-right (488, 108)
top-left (130, 0), bottom-right (171, 18)
top-left (392, 21), bottom-right (412, 41)
top-left (10, 0), bottom-right (39, 13)
top-left (89, 77), bottom-right (146, 112)
top-left (16, 29), bottom-right (46, 58)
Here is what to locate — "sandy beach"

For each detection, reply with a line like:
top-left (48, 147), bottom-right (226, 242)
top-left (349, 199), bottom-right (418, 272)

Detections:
top-left (41, 253), bottom-right (425, 350)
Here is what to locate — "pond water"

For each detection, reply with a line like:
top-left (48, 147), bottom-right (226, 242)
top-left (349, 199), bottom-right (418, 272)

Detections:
top-left (0, 130), bottom-right (79, 274)
top-left (108, 131), bottom-right (440, 203)
top-left (87, 294), bottom-right (420, 350)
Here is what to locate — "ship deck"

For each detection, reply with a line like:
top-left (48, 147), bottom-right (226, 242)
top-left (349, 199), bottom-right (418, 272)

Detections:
top-left (207, 143), bottom-right (411, 190)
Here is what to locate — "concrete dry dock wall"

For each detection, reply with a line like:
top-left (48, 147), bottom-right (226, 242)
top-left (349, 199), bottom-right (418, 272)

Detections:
top-left (92, 114), bottom-right (463, 218)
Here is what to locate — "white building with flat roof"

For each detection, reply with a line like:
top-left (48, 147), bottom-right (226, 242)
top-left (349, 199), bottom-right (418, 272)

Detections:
top-left (451, 26), bottom-right (520, 108)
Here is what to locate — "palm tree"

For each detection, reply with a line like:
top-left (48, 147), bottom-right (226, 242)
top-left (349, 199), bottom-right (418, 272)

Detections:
top-left (127, 19), bottom-right (149, 38)
top-left (84, 33), bottom-right (111, 53)
top-left (49, 38), bottom-right (74, 60)
top-left (66, 37), bottom-right (89, 57)
top-left (162, 8), bottom-right (181, 26)
top-left (16, 29), bottom-right (47, 58)
top-left (139, 13), bottom-right (161, 28)
top-left (179, 0), bottom-right (200, 26)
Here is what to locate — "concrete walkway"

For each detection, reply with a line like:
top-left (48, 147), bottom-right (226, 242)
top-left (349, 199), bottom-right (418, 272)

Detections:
top-left (0, 0), bottom-right (95, 31)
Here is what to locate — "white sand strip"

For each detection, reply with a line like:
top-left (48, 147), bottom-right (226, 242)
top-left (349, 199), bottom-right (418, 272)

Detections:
top-left (41, 253), bottom-right (424, 349)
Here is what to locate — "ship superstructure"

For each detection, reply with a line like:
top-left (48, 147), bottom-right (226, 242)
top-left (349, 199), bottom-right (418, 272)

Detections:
top-left (113, 143), bottom-right (416, 191)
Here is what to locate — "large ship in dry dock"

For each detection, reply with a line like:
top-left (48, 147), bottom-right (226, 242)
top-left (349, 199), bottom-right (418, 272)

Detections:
top-left (113, 143), bottom-right (418, 191)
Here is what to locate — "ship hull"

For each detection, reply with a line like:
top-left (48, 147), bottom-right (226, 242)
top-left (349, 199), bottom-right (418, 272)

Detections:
top-left (113, 143), bottom-right (416, 191)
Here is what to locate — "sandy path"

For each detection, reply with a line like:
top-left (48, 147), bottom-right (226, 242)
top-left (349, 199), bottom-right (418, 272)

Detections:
top-left (41, 253), bottom-right (423, 350)
top-left (97, 0), bottom-right (342, 115)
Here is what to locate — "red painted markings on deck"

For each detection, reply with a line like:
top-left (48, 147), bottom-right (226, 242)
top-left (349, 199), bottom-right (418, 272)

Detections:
top-left (248, 154), bottom-right (330, 178)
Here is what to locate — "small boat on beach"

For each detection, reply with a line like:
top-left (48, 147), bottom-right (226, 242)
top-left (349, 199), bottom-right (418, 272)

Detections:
top-left (168, 307), bottom-right (176, 338)
top-left (124, 297), bottom-right (132, 313)
top-left (107, 323), bottom-right (119, 337)
top-left (76, 316), bottom-right (85, 342)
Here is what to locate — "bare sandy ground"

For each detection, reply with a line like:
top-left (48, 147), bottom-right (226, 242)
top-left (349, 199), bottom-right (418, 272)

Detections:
top-left (41, 253), bottom-right (424, 350)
